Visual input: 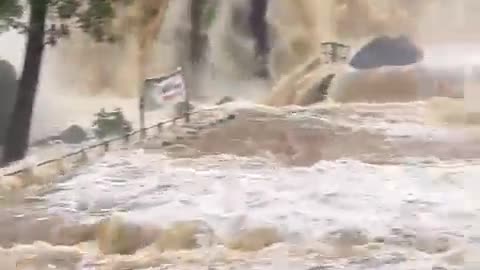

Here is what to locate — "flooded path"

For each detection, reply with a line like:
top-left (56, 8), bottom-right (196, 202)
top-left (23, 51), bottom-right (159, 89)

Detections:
top-left (0, 99), bottom-right (474, 269)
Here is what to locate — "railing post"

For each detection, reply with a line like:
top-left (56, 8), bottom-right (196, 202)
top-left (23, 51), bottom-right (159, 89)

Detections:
top-left (184, 69), bottom-right (190, 123)
top-left (139, 85), bottom-right (146, 140)
top-left (185, 111), bottom-right (190, 123)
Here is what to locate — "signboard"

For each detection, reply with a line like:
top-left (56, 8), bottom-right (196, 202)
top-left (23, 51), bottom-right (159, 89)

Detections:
top-left (139, 68), bottom-right (189, 135)
top-left (143, 68), bottom-right (186, 111)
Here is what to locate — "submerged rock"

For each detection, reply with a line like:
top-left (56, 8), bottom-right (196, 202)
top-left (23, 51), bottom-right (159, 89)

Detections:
top-left (216, 96), bottom-right (235, 105)
top-left (349, 35), bottom-right (423, 69)
top-left (59, 125), bottom-right (87, 144)
top-left (294, 73), bottom-right (336, 106)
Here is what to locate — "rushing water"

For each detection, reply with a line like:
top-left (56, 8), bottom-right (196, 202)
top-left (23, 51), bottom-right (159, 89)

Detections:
top-left (0, 98), bottom-right (475, 269)
top-left (3, 1), bottom-right (480, 268)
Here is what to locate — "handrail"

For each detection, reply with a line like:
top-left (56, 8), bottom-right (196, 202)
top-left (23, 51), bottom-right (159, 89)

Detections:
top-left (1, 108), bottom-right (234, 177)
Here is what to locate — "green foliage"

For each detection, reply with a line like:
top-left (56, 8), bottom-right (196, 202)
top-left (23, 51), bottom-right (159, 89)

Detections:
top-left (92, 108), bottom-right (132, 139)
top-left (202, 1), bottom-right (217, 30)
top-left (0, 0), bottom-right (23, 32)
top-left (0, 0), bottom-right (131, 43)
top-left (48, 0), bottom-right (120, 43)
top-left (75, 0), bottom-right (116, 42)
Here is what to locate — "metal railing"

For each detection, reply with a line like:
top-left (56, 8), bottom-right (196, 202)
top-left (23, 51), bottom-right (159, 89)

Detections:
top-left (0, 66), bottom-right (234, 183)
top-left (321, 41), bottom-right (350, 64)
top-left (1, 109), bottom-right (236, 178)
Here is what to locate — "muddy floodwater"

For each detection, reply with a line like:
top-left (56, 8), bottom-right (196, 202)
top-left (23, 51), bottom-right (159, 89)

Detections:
top-left (0, 99), bottom-right (475, 269)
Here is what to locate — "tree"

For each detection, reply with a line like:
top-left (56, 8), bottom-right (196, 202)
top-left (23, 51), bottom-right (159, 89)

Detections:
top-left (2, 0), bottom-right (48, 164)
top-left (1, 0), bottom-right (119, 165)
top-left (0, 0), bottom-right (23, 31)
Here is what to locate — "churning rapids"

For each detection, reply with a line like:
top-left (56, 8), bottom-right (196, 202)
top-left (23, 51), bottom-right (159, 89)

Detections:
top-left (0, 97), bottom-right (476, 269)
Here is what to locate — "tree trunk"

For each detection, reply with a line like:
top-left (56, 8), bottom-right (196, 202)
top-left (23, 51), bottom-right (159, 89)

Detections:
top-left (2, 0), bottom-right (48, 164)
top-left (249, 0), bottom-right (269, 78)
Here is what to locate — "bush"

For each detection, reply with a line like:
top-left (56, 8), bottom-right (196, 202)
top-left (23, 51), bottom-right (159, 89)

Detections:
top-left (92, 108), bottom-right (132, 139)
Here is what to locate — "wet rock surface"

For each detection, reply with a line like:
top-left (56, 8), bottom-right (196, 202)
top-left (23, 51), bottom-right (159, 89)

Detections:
top-left (58, 124), bottom-right (88, 144)
top-left (349, 35), bottom-right (424, 69)
top-left (216, 96), bottom-right (235, 105)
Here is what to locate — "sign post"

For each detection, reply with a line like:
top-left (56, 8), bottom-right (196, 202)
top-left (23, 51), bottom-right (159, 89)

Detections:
top-left (139, 67), bottom-right (188, 128)
top-left (139, 94), bottom-right (146, 139)
top-left (321, 41), bottom-right (350, 64)
top-left (184, 77), bottom-right (190, 123)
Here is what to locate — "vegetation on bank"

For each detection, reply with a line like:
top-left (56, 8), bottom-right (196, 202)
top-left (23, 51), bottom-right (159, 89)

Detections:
top-left (92, 108), bottom-right (132, 139)
top-left (0, 0), bottom-right (121, 165)
top-left (0, 0), bottom-right (269, 165)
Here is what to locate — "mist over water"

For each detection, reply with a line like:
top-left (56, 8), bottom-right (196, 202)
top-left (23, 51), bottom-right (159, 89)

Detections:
top-left (1, 1), bottom-right (480, 136)
top-left (3, 1), bottom-right (480, 269)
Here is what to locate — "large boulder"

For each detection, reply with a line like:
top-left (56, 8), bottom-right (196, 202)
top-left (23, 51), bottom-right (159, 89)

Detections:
top-left (59, 125), bottom-right (88, 144)
top-left (328, 64), bottom-right (464, 103)
top-left (215, 96), bottom-right (235, 105)
top-left (349, 35), bottom-right (424, 70)
top-left (0, 60), bottom-right (18, 145)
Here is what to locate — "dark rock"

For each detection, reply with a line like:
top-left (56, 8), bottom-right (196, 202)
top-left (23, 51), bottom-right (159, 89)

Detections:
top-left (215, 96), bottom-right (235, 105)
top-left (162, 141), bottom-right (173, 147)
top-left (186, 129), bottom-right (198, 135)
top-left (296, 73), bottom-right (336, 106)
top-left (0, 60), bottom-right (18, 145)
top-left (59, 125), bottom-right (87, 144)
top-left (349, 35), bottom-right (423, 70)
